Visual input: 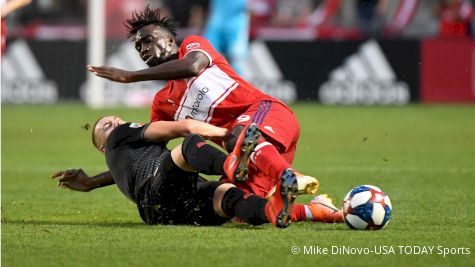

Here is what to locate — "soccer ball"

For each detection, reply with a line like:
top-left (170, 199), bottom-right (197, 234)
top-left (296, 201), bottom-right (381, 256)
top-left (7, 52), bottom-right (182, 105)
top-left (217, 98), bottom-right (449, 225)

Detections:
top-left (343, 185), bottom-right (392, 230)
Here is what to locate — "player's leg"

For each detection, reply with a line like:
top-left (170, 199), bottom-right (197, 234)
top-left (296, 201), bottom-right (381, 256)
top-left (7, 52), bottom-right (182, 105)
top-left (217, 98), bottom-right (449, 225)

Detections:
top-left (225, 101), bottom-right (319, 193)
top-left (178, 135), bottom-right (342, 224)
top-left (178, 134), bottom-right (227, 175)
top-left (137, 151), bottom-right (198, 225)
top-left (180, 131), bottom-right (259, 182)
top-left (212, 171), bottom-right (298, 228)
top-left (222, 123), bottom-right (260, 182)
top-left (224, 102), bottom-right (342, 223)
top-left (224, 101), bottom-right (297, 184)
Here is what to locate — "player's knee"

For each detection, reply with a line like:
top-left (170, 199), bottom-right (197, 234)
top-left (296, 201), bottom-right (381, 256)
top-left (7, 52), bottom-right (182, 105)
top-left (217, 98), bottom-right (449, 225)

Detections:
top-left (181, 134), bottom-right (205, 162)
top-left (213, 183), bottom-right (236, 218)
top-left (224, 125), bottom-right (245, 152)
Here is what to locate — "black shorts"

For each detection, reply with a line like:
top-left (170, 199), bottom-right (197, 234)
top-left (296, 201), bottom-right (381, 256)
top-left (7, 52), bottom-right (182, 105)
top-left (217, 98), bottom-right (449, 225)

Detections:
top-left (136, 151), bottom-right (228, 226)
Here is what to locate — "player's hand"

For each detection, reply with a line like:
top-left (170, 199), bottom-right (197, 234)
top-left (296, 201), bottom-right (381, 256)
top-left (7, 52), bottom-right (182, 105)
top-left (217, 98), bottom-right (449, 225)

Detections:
top-left (51, 169), bottom-right (93, 192)
top-left (87, 65), bottom-right (135, 83)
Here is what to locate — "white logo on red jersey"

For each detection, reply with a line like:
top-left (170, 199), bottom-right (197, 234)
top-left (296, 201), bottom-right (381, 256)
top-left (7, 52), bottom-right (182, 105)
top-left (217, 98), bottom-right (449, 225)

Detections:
top-left (186, 42), bottom-right (200, 50)
top-left (263, 125), bottom-right (275, 134)
top-left (174, 65), bottom-right (238, 123)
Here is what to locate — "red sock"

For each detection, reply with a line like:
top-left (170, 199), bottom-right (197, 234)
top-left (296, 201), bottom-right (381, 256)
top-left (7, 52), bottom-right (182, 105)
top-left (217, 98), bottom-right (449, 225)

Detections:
top-left (291, 204), bottom-right (307, 222)
top-left (250, 142), bottom-right (292, 181)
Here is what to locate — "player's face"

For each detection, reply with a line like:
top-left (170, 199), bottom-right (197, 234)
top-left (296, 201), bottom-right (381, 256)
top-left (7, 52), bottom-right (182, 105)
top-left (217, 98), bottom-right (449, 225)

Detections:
top-left (134, 25), bottom-right (177, 67)
top-left (94, 116), bottom-right (126, 153)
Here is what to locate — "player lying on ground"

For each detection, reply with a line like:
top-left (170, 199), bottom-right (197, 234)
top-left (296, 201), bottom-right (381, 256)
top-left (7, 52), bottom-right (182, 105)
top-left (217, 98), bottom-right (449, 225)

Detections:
top-left (53, 116), bottom-right (300, 227)
top-left (53, 115), bottom-right (342, 224)
top-left (86, 6), bottom-right (337, 224)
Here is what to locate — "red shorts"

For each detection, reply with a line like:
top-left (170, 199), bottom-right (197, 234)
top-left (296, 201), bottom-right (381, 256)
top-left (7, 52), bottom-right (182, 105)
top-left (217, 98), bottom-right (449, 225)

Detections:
top-left (221, 100), bottom-right (300, 197)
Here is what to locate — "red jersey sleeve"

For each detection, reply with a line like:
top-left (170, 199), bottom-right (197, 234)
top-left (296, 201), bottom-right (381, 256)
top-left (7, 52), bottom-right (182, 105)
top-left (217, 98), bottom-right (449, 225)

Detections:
top-left (178, 35), bottom-right (222, 65)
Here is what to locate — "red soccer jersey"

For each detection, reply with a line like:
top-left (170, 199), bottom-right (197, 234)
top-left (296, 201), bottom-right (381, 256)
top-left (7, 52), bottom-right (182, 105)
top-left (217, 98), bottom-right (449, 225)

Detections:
top-left (150, 35), bottom-right (281, 129)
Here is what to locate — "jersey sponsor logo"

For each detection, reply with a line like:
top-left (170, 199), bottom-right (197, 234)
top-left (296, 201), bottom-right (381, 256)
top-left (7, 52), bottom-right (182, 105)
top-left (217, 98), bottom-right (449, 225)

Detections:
top-left (174, 65), bottom-right (237, 122)
top-left (190, 87), bottom-right (210, 119)
top-left (186, 42), bottom-right (200, 50)
top-left (318, 40), bottom-right (410, 105)
top-left (129, 122), bottom-right (142, 128)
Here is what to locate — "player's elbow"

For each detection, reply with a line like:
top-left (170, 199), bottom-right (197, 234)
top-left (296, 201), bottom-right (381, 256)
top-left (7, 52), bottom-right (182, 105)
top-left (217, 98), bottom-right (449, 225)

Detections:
top-left (181, 119), bottom-right (194, 136)
top-left (188, 63), bottom-right (203, 76)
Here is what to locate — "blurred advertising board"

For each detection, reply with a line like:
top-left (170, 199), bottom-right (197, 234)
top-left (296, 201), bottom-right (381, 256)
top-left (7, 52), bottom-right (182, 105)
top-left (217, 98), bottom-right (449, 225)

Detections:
top-left (3, 38), bottom-right (473, 105)
top-left (267, 39), bottom-right (421, 105)
top-left (421, 38), bottom-right (475, 103)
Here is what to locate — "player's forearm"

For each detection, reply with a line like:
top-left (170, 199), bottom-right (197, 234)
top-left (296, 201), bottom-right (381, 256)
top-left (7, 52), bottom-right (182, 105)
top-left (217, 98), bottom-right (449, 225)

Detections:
top-left (131, 58), bottom-right (200, 81)
top-left (184, 120), bottom-right (229, 139)
top-left (1, 0), bottom-right (31, 17)
top-left (144, 120), bottom-right (229, 142)
top-left (89, 171), bottom-right (115, 190)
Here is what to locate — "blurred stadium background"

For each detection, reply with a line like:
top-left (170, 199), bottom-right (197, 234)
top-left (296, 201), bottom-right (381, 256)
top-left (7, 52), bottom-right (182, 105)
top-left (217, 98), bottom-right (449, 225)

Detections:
top-left (2, 1), bottom-right (475, 267)
top-left (1, 0), bottom-right (474, 107)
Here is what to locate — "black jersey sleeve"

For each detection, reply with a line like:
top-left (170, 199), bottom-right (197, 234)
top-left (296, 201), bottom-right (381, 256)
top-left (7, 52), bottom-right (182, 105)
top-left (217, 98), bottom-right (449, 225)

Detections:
top-left (106, 123), bottom-right (150, 149)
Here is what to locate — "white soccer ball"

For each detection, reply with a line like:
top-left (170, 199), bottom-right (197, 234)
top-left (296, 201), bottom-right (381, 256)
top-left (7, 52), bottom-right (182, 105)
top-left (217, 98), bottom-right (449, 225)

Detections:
top-left (343, 185), bottom-right (392, 230)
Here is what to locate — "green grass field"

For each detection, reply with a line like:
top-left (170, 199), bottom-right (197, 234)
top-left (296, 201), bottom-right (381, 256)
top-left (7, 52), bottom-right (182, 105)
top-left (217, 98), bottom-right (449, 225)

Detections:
top-left (2, 103), bottom-right (474, 267)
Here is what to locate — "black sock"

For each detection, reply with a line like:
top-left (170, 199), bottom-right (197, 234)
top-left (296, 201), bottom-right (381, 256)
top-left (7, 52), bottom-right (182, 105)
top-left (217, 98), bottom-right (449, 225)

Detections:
top-left (182, 134), bottom-right (226, 175)
top-left (221, 187), bottom-right (268, 226)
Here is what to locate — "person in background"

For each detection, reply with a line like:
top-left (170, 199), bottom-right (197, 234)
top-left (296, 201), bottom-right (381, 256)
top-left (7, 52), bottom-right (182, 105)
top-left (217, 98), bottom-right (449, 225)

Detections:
top-left (356, 0), bottom-right (389, 37)
top-left (162, 0), bottom-right (209, 33)
top-left (203, 0), bottom-right (248, 75)
top-left (436, 0), bottom-right (473, 37)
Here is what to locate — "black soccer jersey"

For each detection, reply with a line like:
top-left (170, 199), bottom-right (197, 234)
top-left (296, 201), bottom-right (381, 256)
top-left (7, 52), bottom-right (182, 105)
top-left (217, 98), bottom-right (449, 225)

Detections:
top-left (105, 123), bottom-right (168, 203)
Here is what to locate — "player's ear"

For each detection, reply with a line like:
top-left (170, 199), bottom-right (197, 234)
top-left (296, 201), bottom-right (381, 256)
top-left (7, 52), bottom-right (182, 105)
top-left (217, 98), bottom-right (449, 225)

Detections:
top-left (99, 145), bottom-right (106, 154)
top-left (168, 35), bottom-right (175, 46)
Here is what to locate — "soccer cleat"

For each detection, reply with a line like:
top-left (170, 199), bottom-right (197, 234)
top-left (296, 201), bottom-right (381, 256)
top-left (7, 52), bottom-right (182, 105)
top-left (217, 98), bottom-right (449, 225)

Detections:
top-left (223, 123), bottom-right (260, 182)
top-left (296, 175), bottom-right (319, 195)
top-left (307, 194), bottom-right (344, 223)
top-left (265, 168), bottom-right (298, 228)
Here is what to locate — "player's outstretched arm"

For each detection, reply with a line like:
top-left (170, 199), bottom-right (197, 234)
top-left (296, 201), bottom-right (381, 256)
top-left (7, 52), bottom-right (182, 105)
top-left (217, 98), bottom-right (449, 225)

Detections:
top-left (86, 51), bottom-right (209, 83)
top-left (1, 0), bottom-right (31, 18)
top-left (51, 169), bottom-right (114, 192)
top-left (144, 119), bottom-right (229, 142)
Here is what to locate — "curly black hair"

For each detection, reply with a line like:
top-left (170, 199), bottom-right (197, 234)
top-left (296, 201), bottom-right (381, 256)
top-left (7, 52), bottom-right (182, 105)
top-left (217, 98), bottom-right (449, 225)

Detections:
top-left (125, 5), bottom-right (178, 39)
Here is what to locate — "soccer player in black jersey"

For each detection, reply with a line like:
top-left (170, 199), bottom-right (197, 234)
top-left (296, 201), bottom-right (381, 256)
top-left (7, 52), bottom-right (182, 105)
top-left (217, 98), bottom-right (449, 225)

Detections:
top-left (52, 116), bottom-right (298, 228)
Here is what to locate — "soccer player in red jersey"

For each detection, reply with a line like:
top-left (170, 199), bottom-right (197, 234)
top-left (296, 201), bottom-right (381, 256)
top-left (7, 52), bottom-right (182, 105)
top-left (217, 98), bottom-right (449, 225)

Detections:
top-left (87, 6), bottom-right (342, 224)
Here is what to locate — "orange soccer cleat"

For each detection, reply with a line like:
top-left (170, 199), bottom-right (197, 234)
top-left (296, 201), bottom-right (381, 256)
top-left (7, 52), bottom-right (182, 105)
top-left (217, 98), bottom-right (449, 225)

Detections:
top-left (307, 194), bottom-right (344, 223)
